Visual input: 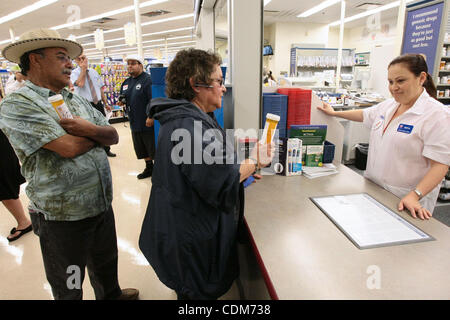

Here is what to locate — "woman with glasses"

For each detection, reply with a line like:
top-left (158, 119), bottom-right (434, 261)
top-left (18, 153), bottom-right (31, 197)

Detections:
top-left (139, 49), bottom-right (273, 300)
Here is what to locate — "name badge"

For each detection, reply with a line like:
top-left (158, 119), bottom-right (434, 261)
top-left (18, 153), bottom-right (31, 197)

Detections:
top-left (397, 123), bottom-right (414, 134)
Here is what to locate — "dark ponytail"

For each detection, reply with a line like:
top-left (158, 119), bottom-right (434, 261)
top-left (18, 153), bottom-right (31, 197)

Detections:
top-left (423, 72), bottom-right (437, 99)
top-left (388, 53), bottom-right (437, 99)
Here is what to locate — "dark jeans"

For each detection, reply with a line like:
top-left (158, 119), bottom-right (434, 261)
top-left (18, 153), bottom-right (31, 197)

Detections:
top-left (90, 101), bottom-right (111, 154)
top-left (30, 207), bottom-right (122, 300)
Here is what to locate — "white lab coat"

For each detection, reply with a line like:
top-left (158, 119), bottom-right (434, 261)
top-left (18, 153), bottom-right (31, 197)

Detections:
top-left (362, 89), bottom-right (450, 212)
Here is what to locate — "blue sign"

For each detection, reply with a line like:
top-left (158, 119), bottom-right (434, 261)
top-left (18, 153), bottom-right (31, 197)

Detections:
top-left (397, 123), bottom-right (414, 134)
top-left (401, 1), bottom-right (444, 76)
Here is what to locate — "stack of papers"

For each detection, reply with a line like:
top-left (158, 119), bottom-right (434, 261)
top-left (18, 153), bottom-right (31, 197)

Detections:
top-left (302, 163), bottom-right (338, 179)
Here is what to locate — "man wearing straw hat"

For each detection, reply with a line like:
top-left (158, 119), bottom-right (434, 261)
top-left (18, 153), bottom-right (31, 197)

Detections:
top-left (0, 28), bottom-right (139, 300)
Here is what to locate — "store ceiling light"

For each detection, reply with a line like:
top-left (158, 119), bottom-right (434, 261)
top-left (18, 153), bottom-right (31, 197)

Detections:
top-left (0, 0), bottom-right (171, 45)
top-left (0, 0), bottom-right (59, 26)
top-left (110, 40), bottom-right (196, 53)
top-left (142, 26), bottom-right (193, 37)
top-left (141, 13), bottom-right (194, 27)
top-left (297, 0), bottom-right (341, 18)
top-left (329, 0), bottom-right (414, 26)
top-left (82, 27), bottom-right (194, 47)
top-left (51, 0), bottom-right (168, 30)
top-left (75, 17), bottom-right (193, 42)
top-left (83, 35), bottom-right (195, 52)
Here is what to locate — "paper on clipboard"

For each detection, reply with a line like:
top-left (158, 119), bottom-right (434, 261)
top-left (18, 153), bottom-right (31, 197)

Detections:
top-left (310, 193), bottom-right (434, 249)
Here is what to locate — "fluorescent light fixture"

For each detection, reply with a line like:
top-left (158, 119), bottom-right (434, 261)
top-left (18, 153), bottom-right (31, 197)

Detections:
top-left (329, 0), bottom-right (414, 26)
top-left (51, 0), bottom-right (168, 30)
top-left (74, 20), bottom-right (193, 43)
top-left (297, 0), bottom-right (341, 18)
top-left (0, 0), bottom-right (59, 25)
top-left (83, 33), bottom-right (194, 48)
top-left (264, 0), bottom-right (272, 6)
top-left (0, 0), bottom-right (183, 45)
top-left (142, 26), bottom-right (193, 37)
top-left (141, 13), bottom-right (194, 27)
top-left (110, 40), bottom-right (196, 53)
top-left (84, 35), bottom-right (195, 52)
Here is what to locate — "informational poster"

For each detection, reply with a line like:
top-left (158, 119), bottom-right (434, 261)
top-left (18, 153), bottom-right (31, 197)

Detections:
top-left (401, 1), bottom-right (444, 76)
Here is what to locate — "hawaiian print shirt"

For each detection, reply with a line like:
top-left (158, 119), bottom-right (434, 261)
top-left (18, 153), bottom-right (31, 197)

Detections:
top-left (0, 80), bottom-right (113, 221)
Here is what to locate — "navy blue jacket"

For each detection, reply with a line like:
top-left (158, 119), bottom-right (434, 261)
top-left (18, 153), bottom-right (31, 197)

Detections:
top-left (120, 72), bottom-right (152, 132)
top-left (139, 97), bottom-right (244, 299)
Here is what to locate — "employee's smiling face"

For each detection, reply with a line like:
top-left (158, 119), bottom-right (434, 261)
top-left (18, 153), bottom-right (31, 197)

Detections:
top-left (388, 63), bottom-right (426, 106)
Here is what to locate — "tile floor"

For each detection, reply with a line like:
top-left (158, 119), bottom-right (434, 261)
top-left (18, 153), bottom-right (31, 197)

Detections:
top-left (0, 122), bottom-right (239, 300)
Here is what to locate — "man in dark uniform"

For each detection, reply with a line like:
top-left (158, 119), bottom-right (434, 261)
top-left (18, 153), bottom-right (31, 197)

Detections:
top-left (119, 55), bottom-right (154, 179)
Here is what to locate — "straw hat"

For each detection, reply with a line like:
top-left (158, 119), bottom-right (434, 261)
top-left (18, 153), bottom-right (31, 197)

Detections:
top-left (1, 28), bottom-right (82, 64)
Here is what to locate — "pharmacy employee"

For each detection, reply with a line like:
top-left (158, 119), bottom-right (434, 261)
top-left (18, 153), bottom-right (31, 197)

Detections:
top-left (318, 54), bottom-right (450, 220)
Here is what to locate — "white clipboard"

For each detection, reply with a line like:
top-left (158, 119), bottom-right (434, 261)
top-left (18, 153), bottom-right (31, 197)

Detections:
top-left (310, 193), bottom-right (434, 249)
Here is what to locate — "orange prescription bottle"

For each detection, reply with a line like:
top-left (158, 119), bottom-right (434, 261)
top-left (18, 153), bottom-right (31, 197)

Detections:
top-left (48, 94), bottom-right (73, 119)
top-left (261, 113), bottom-right (280, 144)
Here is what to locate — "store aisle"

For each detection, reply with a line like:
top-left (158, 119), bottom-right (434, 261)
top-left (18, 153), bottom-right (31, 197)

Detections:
top-left (0, 123), bottom-right (239, 300)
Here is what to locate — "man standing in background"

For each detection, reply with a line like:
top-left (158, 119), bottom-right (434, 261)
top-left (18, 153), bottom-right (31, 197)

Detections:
top-left (71, 53), bottom-right (116, 157)
top-left (119, 55), bottom-right (154, 179)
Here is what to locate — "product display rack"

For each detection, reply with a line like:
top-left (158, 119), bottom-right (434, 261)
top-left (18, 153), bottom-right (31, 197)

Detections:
top-left (92, 62), bottom-right (128, 123)
top-left (435, 0), bottom-right (450, 105)
top-left (438, 171), bottom-right (450, 202)
top-left (0, 69), bottom-right (9, 97)
top-left (289, 47), bottom-right (355, 89)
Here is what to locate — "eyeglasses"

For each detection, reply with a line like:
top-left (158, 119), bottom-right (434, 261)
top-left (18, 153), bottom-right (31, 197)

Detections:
top-left (211, 78), bottom-right (225, 86)
top-left (56, 54), bottom-right (72, 64)
top-left (195, 77), bottom-right (225, 88)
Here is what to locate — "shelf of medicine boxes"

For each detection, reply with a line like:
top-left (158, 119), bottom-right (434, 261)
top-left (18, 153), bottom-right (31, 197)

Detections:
top-left (291, 47), bottom-right (355, 81)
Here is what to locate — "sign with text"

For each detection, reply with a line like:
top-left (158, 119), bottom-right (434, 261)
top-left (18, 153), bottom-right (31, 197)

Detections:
top-left (401, 1), bottom-right (444, 76)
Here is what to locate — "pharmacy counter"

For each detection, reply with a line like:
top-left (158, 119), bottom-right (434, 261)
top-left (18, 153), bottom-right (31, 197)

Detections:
top-left (242, 164), bottom-right (450, 299)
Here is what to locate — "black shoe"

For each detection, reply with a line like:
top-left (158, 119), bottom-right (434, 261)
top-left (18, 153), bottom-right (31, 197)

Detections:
top-left (137, 167), bottom-right (152, 179)
top-left (106, 151), bottom-right (117, 157)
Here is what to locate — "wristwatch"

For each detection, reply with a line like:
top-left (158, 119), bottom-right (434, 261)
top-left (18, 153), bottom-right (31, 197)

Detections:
top-left (413, 188), bottom-right (423, 200)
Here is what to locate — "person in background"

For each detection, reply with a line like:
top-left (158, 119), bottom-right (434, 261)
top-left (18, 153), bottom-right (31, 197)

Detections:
top-left (317, 53), bottom-right (450, 219)
top-left (118, 54), bottom-right (154, 179)
top-left (5, 65), bottom-right (26, 95)
top-left (139, 49), bottom-right (273, 300)
top-left (0, 89), bottom-right (31, 242)
top-left (0, 28), bottom-right (138, 300)
top-left (71, 53), bottom-right (116, 157)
